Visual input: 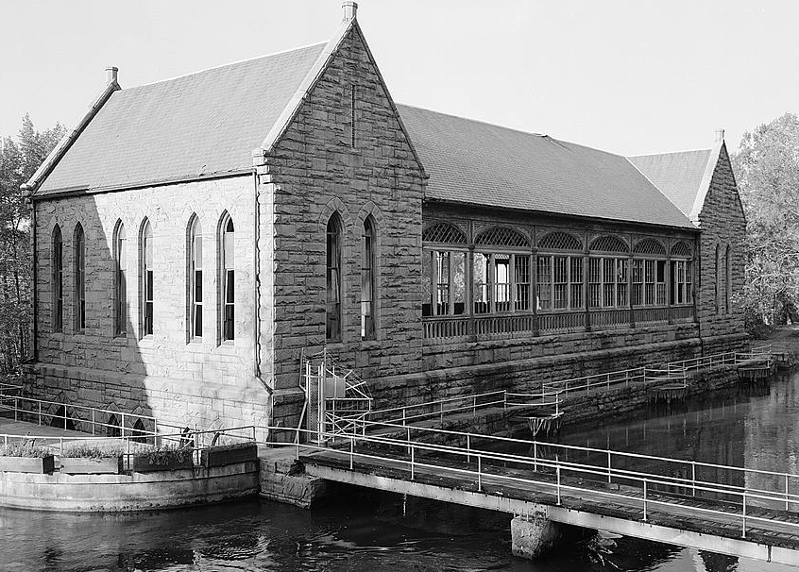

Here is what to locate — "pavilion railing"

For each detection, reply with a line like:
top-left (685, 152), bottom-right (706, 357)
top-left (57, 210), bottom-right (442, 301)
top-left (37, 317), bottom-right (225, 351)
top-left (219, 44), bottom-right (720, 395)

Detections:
top-left (423, 305), bottom-right (696, 339)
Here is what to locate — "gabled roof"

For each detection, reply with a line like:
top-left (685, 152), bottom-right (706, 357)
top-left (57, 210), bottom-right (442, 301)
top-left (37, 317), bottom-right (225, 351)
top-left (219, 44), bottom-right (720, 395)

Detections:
top-left (397, 105), bottom-right (695, 230)
top-left (36, 42), bottom-right (327, 195)
top-left (627, 149), bottom-right (712, 218)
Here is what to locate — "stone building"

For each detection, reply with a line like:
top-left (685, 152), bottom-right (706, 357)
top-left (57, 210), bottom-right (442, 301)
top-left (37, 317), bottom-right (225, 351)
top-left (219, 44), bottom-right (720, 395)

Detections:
top-left (22, 3), bottom-right (746, 435)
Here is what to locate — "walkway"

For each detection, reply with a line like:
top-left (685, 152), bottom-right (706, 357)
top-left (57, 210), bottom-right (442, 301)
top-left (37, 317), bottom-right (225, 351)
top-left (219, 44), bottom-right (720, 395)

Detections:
top-left (293, 421), bottom-right (799, 565)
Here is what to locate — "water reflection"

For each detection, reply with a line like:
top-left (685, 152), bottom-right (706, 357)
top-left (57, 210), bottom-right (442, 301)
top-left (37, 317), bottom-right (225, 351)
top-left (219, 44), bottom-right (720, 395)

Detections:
top-left (3, 372), bottom-right (799, 571)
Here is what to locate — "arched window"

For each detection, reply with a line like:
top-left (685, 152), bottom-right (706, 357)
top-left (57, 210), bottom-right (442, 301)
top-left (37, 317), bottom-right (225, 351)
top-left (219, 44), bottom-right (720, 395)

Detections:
top-left (52, 225), bottom-right (63, 333)
top-left (326, 213), bottom-right (342, 341)
top-left (141, 219), bottom-right (154, 336)
top-left (74, 224), bottom-right (86, 332)
top-left (361, 216), bottom-right (376, 339)
top-left (132, 418), bottom-right (147, 444)
top-left (106, 414), bottom-right (121, 437)
top-left (114, 221), bottom-right (127, 335)
top-left (189, 216), bottom-right (203, 339)
top-left (725, 244), bottom-right (731, 314)
top-left (715, 244), bottom-right (721, 315)
top-left (221, 215), bottom-right (235, 341)
top-left (50, 405), bottom-right (76, 431)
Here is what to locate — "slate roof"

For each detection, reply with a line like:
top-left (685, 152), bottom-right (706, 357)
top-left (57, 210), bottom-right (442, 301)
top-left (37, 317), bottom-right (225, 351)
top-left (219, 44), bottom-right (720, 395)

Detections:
top-left (395, 105), bottom-right (695, 230)
top-left (627, 150), bottom-right (712, 216)
top-left (37, 43), bottom-right (327, 195)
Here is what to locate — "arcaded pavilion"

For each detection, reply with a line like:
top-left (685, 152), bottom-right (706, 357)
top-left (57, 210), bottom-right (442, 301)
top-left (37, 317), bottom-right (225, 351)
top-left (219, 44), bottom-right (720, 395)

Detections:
top-left (21, 3), bottom-right (745, 435)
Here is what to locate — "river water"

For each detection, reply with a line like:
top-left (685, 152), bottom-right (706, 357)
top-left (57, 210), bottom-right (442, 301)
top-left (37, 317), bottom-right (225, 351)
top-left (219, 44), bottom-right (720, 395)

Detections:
top-left (3, 371), bottom-right (799, 571)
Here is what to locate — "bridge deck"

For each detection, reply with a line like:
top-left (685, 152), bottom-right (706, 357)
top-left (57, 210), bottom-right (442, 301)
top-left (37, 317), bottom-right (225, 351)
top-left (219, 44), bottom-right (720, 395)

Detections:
top-left (299, 445), bottom-right (799, 564)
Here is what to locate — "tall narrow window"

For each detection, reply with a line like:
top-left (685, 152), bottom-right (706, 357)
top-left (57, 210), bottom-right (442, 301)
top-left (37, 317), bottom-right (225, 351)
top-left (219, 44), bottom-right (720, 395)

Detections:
top-left (725, 244), bottom-right (731, 314)
top-left (361, 217), bottom-right (375, 339)
top-left (351, 84), bottom-right (357, 148)
top-left (189, 217), bottom-right (203, 339)
top-left (142, 219), bottom-right (154, 336)
top-left (114, 222), bottom-right (127, 335)
top-left (74, 224), bottom-right (86, 332)
top-left (222, 216), bottom-right (235, 341)
top-left (326, 214), bottom-right (342, 341)
top-left (715, 244), bottom-right (721, 314)
top-left (52, 225), bottom-right (63, 333)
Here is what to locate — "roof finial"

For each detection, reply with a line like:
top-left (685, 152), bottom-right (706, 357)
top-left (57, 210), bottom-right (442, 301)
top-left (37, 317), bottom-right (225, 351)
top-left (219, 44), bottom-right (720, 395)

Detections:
top-left (105, 66), bottom-right (119, 86)
top-left (715, 128), bottom-right (725, 143)
top-left (342, 1), bottom-right (357, 22)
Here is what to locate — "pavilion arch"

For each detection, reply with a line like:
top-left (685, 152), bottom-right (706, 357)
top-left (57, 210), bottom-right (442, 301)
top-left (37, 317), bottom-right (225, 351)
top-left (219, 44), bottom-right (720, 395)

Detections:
top-left (589, 235), bottom-right (629, 254)
top-left (422, 221), bottom-right (467, 244)
top-left (671, 241), bottom-right (692, 257)
top-left (474, 226), bottom-right (530, 248)
top-left (537, 231), bottom-right (582, 251)
top-left (633, 238), bottom-right (666, 256)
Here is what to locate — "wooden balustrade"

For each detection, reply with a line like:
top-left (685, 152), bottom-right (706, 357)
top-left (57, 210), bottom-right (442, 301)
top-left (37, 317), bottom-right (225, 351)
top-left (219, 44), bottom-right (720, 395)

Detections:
top-left (423, 305), bottom-right (696, 339)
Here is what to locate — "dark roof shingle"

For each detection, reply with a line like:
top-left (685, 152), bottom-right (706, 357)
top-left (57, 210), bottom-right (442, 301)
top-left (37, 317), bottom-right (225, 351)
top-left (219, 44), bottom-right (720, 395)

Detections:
top-left (38, 43), bottom-right (326, 195)
top-left (396, 105), bottom-right (695, 229)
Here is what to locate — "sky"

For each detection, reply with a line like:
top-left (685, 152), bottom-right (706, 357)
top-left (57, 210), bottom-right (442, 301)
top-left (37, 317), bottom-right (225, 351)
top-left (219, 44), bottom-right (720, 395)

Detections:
top-left (2, 0), bottom-right (798, 156)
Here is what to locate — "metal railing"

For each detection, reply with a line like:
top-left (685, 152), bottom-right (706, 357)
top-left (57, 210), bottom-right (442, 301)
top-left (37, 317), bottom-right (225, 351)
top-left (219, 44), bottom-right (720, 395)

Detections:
top-left (266, 423), bottom-right (799, 540)
top-left (1, 425), bottom-right (256, 470)
top-left (0, 394), bottom-right (185, 438)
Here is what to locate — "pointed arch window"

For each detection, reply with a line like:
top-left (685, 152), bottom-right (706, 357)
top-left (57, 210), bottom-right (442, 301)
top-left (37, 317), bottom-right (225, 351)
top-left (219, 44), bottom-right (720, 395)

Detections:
top-left (361, 216), bottom-right (376, 339)
top-left (725, 244), bottom-right (732, 314)
top-left (141, 219), bottom-right (154, 336)
top-left (327, 213), bottom-right (342, 341)
top-left (715, 244), bottom-right (721, 315)
top-left (74, 224), bottom-right (86, 332)
top-left (221, 216), bottom-right (235, 341)
top-left (189, 216), bottom-right (203, 339)
top-left (114, 222), bottom-right (127, 335)
top-left (52, 225), bottom-right (63, 333)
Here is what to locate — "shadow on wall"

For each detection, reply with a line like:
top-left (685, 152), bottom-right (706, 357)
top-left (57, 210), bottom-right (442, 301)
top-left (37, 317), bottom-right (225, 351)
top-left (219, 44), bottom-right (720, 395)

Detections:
top-left (30, 191), bottom-right (160, 439)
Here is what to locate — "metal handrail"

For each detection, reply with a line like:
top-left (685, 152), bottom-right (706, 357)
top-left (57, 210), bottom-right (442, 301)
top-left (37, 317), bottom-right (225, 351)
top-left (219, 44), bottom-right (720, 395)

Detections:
top-left (266, 425), bottom-right (799, 539)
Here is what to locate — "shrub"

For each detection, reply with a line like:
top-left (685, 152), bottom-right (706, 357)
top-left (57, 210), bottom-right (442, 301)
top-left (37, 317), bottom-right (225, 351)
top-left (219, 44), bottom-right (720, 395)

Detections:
top-left (60, 444), bottom-right (125, 459)
top-left (0, 442), bottom-right (51, 458)
top-left (140, 444), bottom-right (192, 466)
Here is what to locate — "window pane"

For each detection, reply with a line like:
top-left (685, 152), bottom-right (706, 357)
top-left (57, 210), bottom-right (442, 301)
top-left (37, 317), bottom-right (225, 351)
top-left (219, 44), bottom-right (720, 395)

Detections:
top-left (536, 256), bottom-right (552, 311)
top-left (515, 255), bottom-right (530, 311)
top-left (452, 252), bottom-right (466, 315)
top-left (473, 253), bottom-right (490, 314)
top-left (495, 254), bottom-right (510, 312)
top-left (422, 251), bottom-right (432, 317)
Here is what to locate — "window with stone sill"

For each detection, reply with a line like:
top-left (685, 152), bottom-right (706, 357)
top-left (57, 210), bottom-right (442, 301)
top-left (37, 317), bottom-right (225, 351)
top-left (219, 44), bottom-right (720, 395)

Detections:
top-left (188, 215), bottom-right (203, 340)
top-left (113, 221), bottom-right (126, 336)
top-left (141, 218), bottom-right (154, 337)
top-left (52, 225), bottom-right (63, 333)
top-left (73, 223), bottom-right (86, 333)
top-left (326, 213), bottom-right (342, 341)
top-left (221, 214), bottom-right (235, 342)
top-left (361, 215), bottom-right (376, 339)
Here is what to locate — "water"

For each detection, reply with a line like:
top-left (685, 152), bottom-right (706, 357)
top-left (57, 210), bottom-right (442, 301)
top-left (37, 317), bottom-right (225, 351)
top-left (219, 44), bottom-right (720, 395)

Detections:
top-left (4, 372), bottom-right (799, 571)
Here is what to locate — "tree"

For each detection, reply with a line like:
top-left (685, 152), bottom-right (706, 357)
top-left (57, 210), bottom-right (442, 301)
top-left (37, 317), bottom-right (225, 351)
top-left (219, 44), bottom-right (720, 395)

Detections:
top-left (0, 115), bottom-right (66, 370)
top-left (731, 113), bottom-right (799, 330)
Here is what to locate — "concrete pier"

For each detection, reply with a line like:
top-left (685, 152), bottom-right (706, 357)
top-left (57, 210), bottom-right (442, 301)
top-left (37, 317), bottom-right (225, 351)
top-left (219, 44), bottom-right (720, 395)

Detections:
top-left (511, 515), bottom-right (565, 559)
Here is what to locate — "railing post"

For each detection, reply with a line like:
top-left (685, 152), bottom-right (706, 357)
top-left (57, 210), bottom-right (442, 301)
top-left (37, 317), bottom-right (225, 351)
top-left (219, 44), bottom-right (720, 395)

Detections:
top-left (534, 442), bottom-right (538, 472)
top-left (642, 480), bottom-right (648, 521)
top-left (92, 409), bottom-right (95, 436)
top-left (474, 395), bottom-right (477, 418)
top-left (410, 446), bottom-right (415, 480)
top-left (692, 462), bottom-right (696, 497)
top-left (607, 451), bottom-right (612, 483)
top-left (477, 455), bottom-right (482, 492)
top-left (467, 434), bottom-right (471, 463)
top-left (556, 465), bottom-right (561, 505)
top-left (349, 436), bottom-right (354, 470)
top-left (407, 426), bottom-right (411, 456)
top-left (402, 408), bottom-right (406, 426)
top-left (786, 475), bottom-right (791, 511)
top-left (38, 402), bottom-right (42, 425)
top-left (742, 492), bottom-right (747, 538)
top-left (440, 402), bottom-right (444, 428)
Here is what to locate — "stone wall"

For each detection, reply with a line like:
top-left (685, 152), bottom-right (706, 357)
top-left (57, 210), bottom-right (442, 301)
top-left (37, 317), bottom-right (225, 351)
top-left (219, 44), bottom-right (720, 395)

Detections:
top-left (30, 176), bottom-right (269, 433)
top-left (259, 24), bottom-right (426, 427)
top-left (696, 143), bottom-right (747, 348)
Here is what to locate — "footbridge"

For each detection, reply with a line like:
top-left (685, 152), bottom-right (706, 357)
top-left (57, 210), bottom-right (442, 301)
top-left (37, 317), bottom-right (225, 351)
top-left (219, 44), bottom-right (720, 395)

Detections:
top-left (271, 421), bottom-right (799, 565)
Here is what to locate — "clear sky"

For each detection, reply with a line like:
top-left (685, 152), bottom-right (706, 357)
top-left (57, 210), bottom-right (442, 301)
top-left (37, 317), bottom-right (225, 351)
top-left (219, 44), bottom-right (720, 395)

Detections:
top-left (2, 0), bottom-right (798, 156)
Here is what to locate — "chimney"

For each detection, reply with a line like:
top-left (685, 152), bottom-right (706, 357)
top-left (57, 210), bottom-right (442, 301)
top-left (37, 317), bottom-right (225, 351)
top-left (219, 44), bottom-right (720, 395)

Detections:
top-left (105, 66), bottom-right (119, 86)
top-left (715, 128), bottom-right (725, 143)
top-left (342, 1), bottom-right (357, 21)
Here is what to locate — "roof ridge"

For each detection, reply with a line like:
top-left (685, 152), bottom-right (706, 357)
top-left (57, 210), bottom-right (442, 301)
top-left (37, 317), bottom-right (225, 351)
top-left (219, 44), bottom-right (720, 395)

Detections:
top-left (131, 41), bottom-right (328, 90)
top-left (628, 147), bottom-right (712, 159)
